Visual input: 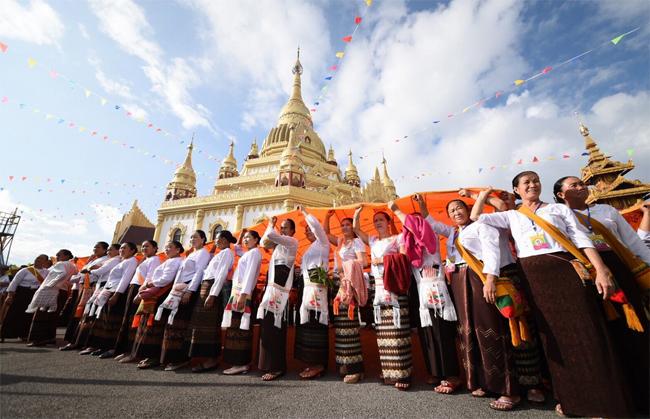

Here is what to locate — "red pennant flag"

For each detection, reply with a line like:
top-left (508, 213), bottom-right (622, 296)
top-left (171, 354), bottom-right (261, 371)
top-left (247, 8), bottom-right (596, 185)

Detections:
top-left (532, 156), bottom-right (539, 163)
top-left (147, 123), bottom-right (153, 127)
top-left (542, 66), bottom-right (552, 74)
top-left (517, 159), bottom-right (523, 165)
top-left (8, 176), bottom-right (14, 181)
top-left (0, 42), bottom-right (7, 53)
top-left (21, 176), bottom-right (27, 181)
top-left (495, 91), bottom-right (502, 98)
top-left (329, 65), bottom-right (338, 71)
top-left (342, 35), bottom-right (352, 42)
top-left (562, 153), bottom-right (570, 159)
top-left (355, 16), bottom-right (362, 24)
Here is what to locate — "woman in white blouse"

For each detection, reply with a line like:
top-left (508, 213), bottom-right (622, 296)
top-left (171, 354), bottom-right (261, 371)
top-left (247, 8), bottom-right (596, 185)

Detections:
top-left (81, 242), bottom-right (138, 358)
top-left (75, 244), bottom-right (121, 352)
top-left (222, 230), bottom-right (262, 376)
top-left (132, 241), bottom-right (183, 370)
top-left (1, 254), bottom-right (50, 341)
top-left (423, 195), bottom-right (520, 410)
top-left (188, 230), bottom-right (238, 373)
top-left (325, 210), bottom-right (367, 384)
top-left (553, 175), bottom-right (649, 414)
top-left (294, 206), bottom-right (331, 380)
top-left (115, 240), bottom-right (161, 363)
top-left (478, 171), bottom-right (633, 418)
top-left (161, 230), bottom-right (212, 371)
top-left (354, 205), bottom-right (413, 391)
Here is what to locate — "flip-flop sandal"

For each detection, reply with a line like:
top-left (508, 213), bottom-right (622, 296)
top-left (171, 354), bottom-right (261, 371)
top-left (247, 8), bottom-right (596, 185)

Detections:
top-left (489, 397), bottom-right (520, 411)
top-left (471, 389), bottom-right (487, 398)
top-left (395, 382), bottom-right (411, 391)
top-left (137, 359), bottom-right (160, 369)
top-left (434, 380), bottom-right (460, 394)
top-left (299, 368), bottom-right (324, 379)
top-left (262, 371), bottom-right (284, 381)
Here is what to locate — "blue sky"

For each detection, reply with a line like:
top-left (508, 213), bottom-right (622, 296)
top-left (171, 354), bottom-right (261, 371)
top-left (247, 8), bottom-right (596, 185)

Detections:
top-left (1, 0), bottom-right (649, 264)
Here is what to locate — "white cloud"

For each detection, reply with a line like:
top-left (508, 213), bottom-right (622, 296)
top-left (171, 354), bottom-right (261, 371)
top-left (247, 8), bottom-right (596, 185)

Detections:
top-left (188, 0), bottom-right (332, 130)
top-left (90, 203), bottom-right (121, 236)
top-left (0, 0), bottom-right (65, 46)
top-left (0, 190), bottom-right (92, 265)
top-left (89, 0), bottom-right (212, 130)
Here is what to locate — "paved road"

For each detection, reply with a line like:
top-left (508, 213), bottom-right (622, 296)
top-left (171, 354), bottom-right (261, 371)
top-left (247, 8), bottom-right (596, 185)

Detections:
top-left (0, 334), bottom-right (555, 418)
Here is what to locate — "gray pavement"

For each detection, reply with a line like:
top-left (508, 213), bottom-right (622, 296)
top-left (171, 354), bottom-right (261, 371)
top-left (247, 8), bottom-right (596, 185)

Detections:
top-left (1, 334), bottom-right (555, 418)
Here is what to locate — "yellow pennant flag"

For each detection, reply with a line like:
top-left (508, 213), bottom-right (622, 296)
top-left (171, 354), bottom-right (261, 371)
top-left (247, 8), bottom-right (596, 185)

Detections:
top-left (100, 97), bottom-right (107, 105)
top-left (45, 114), bottom-right (53, 120)
top-left (365, 0), bottom-right (372, 6)
top-left (79, 126), bottom-right (86, 132)
top-left (514, 79), bottom-right (525, 86)
top-left (335, 51), bottom-right (345, 58)
top-left (84, 89), bottom-right (92, 98)
top-left (27, 57), bottom-right (37, 68)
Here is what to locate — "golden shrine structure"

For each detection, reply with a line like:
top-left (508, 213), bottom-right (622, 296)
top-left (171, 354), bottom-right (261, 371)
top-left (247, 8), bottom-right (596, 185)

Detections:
top-left (149, 51), bottom-right (398, 247)
top-left (579, 123), bottom-right (650, 210)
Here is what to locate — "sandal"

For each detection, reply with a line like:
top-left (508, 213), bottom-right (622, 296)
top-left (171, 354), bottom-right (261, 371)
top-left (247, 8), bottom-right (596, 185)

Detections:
top-left (527, 388), bottom-right (546, 404)
top-left (555, 404), bottom-right (565, 417)
top-left (395, 381), bottom-right (410, 391)
top-left (343, 373), bottom-right (364, 384)
top-left (223, 365), bottom-right (250, 375)
top-left (261, 371), bottom-right (284, 381)
top-left (164, 361), bottom-right (190, 371)
top-left (471, 388), bottom-right (487, 398)
top-left (118, 355), bottom-right (138, 364)
top-left (299, 367), bottom-right (325, 379)
top-left (489, 396), bottom-right (521, 411)
top-left (434, 379), bottom-right (461, 394)
top-left (137, 358), bottom-right (160, 369)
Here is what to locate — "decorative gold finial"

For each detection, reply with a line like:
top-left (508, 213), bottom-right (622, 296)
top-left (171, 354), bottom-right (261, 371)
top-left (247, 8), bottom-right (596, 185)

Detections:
top-left (579, 123), bottom-right (589, 137)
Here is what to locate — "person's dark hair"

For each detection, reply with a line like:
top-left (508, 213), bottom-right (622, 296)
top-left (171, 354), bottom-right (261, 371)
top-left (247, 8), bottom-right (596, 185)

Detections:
top-left (283, 219), bottom-right (296, 232)
top-left (373, 211), bottom-right (391, 222)
top-left (59, 249), bottom-right (74, 260)
top-left (123, 242), bottom-right (138, 253)
top-left (194, 230), bottom-right (207, 245)
top-left (144, 239), bottom-right (158, 250)
top-left (553, 176), bottom-right (573, 204)
top-left (217, 230), bottom-right (237, 244)
top-left (340, 217), bottom-right (358, 238)
top-left (246, 230), bottom-right (261, 243)
top-left (170, 240), bottom-right (185, 254)
top-left (446, 199), bottom-right (469, 214)
top-left (96, 241), bottom-right (109, 251)
top-left (109, 243), bottom-right (120, 252)
top-left (511, 171), bottom-right (539, 199)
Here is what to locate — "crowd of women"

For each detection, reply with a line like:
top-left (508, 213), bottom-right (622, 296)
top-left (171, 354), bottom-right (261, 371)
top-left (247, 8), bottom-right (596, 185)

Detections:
top-left (1, 170), bottom-right (649, 417)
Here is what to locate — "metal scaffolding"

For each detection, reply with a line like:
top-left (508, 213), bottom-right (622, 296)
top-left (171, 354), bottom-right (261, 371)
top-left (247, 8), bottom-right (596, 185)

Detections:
top-left (0, 208), bottom-right (20, 266)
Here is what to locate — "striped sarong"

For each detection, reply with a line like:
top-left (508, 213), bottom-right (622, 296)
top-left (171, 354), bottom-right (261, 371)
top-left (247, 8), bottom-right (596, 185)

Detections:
top-left (333, 305), bottom-right (363, 375)
top-left (189, 280), bottom-right (223, 358)
top-left (376, 294), bottom-right (412, 384)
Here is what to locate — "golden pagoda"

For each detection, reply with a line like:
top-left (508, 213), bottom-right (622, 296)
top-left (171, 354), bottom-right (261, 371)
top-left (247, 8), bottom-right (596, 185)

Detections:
top-left (146, 50), bottom-right (398, 247)
top-left (579, 123), bottom-right (650, 210)
top-left (112, 200), bottom-right (155, 245)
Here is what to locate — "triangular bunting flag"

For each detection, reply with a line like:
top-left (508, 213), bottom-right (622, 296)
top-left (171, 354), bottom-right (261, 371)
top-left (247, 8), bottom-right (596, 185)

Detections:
top-left (329, 65), bottom-right (337, 71)
top-left (0, 42), bottom-right (7, 53)
top-left (514, 79), bottom-right (525, 86)
top-left (611, 34), bottom-right (625, 45)
top-left (84, 89), bottom-right (91, 98)
top-left (532, 156), bottom-right (539, 163)
top-left (324, 76), bottom-right (332, 80)
top-left (27, 57), bottom-right (37, 68)
top-left (355, 16), bottom-right (362, 24)
top-left (581, 152), bottom-right (589, 156)
top-left (626, 148), bottom-right (634, 157)
top-left (335, 51), bottom-right (344, 58)
top-left (542, 66), bottom-right (552, 74)
top-left (342, 35), bottom-right (352, 42)
top-left (517, 159), bottom-right (523, 165)
top-left (562, 153), bottom-right (570, 159)
top-left (365, 0), bottom-right (372, 6)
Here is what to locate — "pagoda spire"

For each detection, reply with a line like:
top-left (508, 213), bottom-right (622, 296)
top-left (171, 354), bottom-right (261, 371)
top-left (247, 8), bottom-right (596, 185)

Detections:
top-left (219, 140), bottom-right (239, 179)
top-left (165, 135), bottom-right (197, 201)
top-left (277, 48), bottom-right (312, 128)
top-left (344, 150), bottom-right (360, 187)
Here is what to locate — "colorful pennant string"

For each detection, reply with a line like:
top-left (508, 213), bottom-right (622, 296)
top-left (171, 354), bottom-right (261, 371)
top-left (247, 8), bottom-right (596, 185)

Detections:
top-left (354, 27), bottom-right (641, 160)
top-left (310, 0), bottom-right (373, 114)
